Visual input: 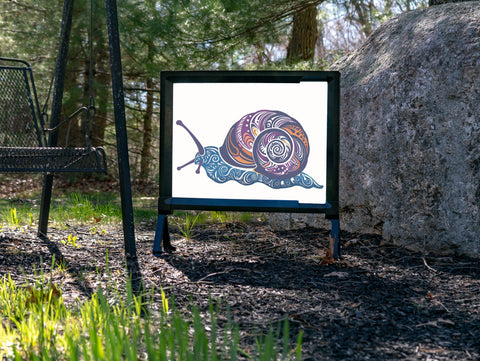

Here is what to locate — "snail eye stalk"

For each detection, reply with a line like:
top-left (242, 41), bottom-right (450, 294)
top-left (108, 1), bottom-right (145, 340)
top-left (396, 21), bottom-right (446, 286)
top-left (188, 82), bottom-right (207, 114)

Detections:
top-left (176, 120), bottom-right (205, 155)
top-left (196, 161), bottom-right (203, 174)
top-left (177, 159), bottom-right (195, 171)
top-left (176, 158), bottom-right (203, 174)
top-left (176, 120), bottom-right (205, 174)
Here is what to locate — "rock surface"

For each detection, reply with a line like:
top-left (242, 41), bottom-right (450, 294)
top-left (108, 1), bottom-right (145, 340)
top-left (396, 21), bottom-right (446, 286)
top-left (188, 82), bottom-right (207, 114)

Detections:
top-left (270, 2), bottom-right (480, 257)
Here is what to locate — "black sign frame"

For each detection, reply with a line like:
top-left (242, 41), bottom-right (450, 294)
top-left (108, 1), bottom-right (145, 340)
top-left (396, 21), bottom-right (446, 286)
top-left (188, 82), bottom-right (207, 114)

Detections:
top-left (154, 71), bottom-right (340, 257)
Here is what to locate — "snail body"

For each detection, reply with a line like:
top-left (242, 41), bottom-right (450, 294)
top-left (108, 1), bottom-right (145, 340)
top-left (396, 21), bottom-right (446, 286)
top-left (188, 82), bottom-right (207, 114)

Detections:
top-left (177, 110), bottom-right (322, 190)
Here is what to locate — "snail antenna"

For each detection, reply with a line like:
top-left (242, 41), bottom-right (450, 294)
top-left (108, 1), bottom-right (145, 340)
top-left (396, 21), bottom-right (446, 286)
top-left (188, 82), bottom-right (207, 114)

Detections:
top-left (177, 159), bottom-right (195, 171)
top-left (196, 161), bottom-right (203, 174)
top-left (176, 120), bottom-right (204, 155)
top-left (177, 158), bottom-right (203, 174)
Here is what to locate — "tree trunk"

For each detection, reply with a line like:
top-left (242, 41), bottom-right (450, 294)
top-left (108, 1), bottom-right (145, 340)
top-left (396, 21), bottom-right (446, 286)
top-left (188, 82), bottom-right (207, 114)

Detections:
top-left (352, 0), bottom-right (375, 37)
top-left (60, 53), bottom-right (82, 147)
top-left (286, 4), bottom-right (318, 65)
top-left (139, 76), bottom-right (154, 181)
top-left (139, 40), bottom-right (156, 181)
top-left (91, 22), bottom-right (109, 147)
top-left (139, 41), bottom-right (155, 181)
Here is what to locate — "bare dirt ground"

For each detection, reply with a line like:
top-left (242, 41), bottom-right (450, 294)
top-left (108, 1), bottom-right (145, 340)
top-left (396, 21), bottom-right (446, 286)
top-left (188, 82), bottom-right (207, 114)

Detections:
top-left (0, 176), bottom-right (479, 360)
top-left (0, 221), bottom-right (479, 360)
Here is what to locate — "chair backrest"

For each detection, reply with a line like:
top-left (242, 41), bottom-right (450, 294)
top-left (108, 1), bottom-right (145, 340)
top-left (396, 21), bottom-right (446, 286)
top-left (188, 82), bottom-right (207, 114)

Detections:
top-left (0, 58), bottom-right (47, 147)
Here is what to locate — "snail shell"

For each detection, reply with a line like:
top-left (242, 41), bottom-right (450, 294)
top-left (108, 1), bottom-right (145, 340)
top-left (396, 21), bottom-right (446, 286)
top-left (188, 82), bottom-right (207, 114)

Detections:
top-left (219, 110), bottom-right (309, 179)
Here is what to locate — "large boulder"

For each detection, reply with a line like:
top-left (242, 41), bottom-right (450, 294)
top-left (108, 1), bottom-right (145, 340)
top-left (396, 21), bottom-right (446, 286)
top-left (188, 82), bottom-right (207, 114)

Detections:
top-left (269, 2), bottom-right (480, 257)
top-left (334, 1), bottom-right (480, 256)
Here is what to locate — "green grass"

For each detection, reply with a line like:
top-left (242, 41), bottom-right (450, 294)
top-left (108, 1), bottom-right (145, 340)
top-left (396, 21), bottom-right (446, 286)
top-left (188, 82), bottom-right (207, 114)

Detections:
top-left (0, 192), bottom-right (300, 360)
top-left (0, 194), bottom-right (261, 232)
top-left (171, 212), bottom-right (207, 239)
top-left (51, 193), bottom-right (124, 225)
top-left (0, 205), bottom-right (34, 230)
top-left (170, 210), bottom-right (263, 240)
top-left (0, 192), bottom-right (158, 230)
top-left (0, 266), bottom-right (302, 360)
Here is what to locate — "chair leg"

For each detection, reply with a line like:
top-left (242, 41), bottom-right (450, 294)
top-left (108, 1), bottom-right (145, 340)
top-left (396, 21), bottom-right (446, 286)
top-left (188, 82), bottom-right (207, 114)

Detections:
top-left (38, 173), bottom-right (54, 237)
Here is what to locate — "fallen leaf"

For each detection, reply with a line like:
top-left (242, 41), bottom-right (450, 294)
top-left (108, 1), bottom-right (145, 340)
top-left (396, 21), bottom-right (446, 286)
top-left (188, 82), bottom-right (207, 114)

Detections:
top-left (26, 283), bottom-right (61, 307)
top-left (319, 234), bottom-right (336, 265)
top-left (319, 248), bottom-right (334, 265)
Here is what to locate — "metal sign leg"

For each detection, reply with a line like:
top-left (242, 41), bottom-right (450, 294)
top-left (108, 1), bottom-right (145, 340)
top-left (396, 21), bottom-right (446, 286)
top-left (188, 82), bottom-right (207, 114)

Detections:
top-left (153, 214), bottom-right (175, 256)
top-left (331, 218), bottom-right (340, 258)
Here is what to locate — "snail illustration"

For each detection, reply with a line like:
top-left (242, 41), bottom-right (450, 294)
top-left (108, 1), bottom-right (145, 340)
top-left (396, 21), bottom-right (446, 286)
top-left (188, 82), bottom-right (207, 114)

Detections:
top-left (176, 110), bottom-right (322, 189)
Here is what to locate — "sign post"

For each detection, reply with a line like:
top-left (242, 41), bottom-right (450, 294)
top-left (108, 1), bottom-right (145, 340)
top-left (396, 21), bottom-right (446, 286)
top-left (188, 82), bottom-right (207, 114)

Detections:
top-left (154, 71), bottom-right (340, 257)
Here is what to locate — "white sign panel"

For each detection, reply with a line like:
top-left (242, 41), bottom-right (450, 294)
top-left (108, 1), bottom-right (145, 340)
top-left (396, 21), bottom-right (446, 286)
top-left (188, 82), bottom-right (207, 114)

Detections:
top-left (171, 81), bottom-right (328, 205)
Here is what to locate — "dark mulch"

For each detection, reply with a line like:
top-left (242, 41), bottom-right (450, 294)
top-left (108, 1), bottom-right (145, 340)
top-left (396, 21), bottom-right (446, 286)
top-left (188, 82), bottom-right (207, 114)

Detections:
top-left (0, 217), bottom-right (479, 360)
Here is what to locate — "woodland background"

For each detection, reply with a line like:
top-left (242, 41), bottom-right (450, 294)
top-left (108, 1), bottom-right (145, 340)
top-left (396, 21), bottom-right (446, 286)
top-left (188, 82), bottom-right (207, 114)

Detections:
top-left (0, 0), bottom-right (426, 183)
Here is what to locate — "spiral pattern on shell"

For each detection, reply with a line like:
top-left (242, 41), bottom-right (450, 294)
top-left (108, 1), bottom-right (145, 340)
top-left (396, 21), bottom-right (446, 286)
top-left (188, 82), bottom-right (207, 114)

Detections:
top-left (219, 110), bottom-right (310, 179)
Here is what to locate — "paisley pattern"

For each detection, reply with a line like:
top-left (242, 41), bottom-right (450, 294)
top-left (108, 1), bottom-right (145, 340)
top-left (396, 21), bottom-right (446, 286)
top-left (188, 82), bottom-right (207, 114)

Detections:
top-left (196, 147), bottom-right (322, 189)
top-left (219, 110), bottom-right (309, 179)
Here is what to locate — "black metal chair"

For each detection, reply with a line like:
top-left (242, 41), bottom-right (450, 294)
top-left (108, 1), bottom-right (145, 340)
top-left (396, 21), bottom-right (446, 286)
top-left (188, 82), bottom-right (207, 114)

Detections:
top-left (0, 57), bottom-right (107, 173)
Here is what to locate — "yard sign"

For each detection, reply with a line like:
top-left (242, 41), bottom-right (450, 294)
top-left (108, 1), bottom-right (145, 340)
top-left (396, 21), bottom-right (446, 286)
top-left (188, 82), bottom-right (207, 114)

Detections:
top-left (154, 71), bottom-right (340, 257)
